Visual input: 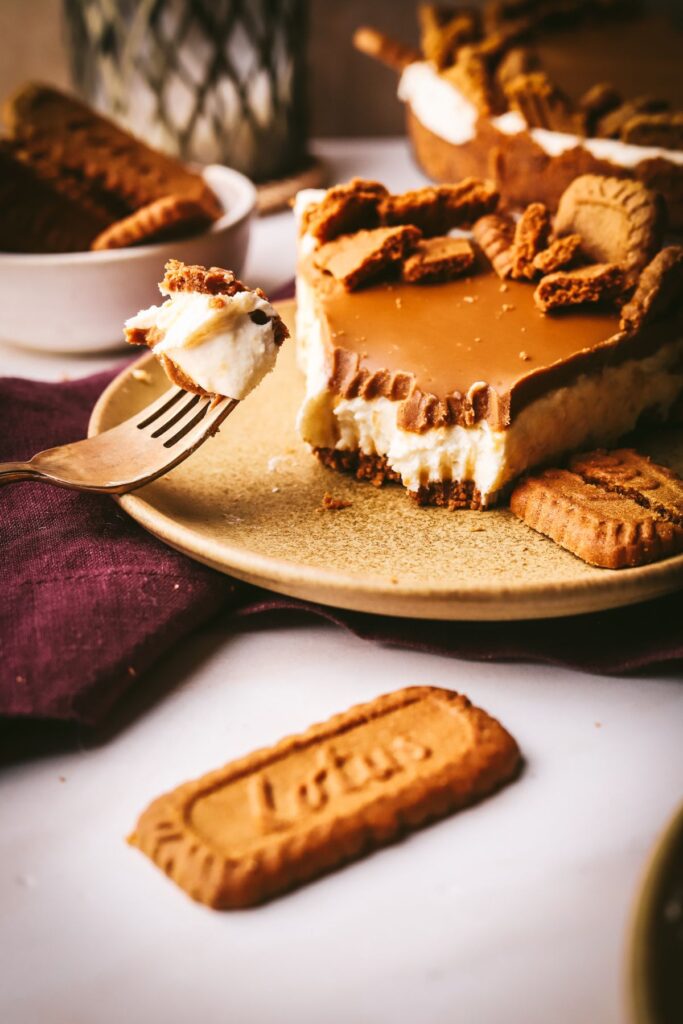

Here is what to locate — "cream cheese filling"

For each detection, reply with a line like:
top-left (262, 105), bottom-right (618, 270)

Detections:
top-left (398, 61), bottom-right (683, 169)
top-left (295, 274), bottom-right (683, 503)
top-left (125, 288), bottom-right (279, 399)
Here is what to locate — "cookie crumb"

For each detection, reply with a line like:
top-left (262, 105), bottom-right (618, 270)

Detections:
top-left (519, 350), bottom-right (531, 361)
top-left (131, 368), bottom-right (153, 384)
top-left (320, 492), bottom-right (352, 511)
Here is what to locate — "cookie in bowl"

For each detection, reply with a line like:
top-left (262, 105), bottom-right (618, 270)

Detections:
top-left (0, 85), bottom-right (256, 352)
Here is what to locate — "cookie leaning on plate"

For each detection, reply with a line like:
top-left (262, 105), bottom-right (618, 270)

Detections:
top-left (128, 686), bottom-right (520, 908)
top-left (511, 449), bottom-right (683, 569)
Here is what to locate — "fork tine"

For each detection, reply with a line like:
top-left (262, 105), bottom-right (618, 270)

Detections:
top-left (135, 387), bottom-right (186, 429)
top-left (163, 401), bottom-right (211, 448)
top-left (149, 393), bottom-right (204, 438)
top-left (162, 398), bottom-right (238, 455)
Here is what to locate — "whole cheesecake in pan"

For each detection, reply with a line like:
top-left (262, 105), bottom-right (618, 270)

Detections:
top-left (355, 1), bottom-right (683, 229)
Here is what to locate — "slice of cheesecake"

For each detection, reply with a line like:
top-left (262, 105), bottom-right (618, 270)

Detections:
top-left (125, 260), bottom-right (288, 400)
top-left (294, 177), bottom-right (683, 509)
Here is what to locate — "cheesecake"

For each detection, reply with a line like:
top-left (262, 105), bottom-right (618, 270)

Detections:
top-left (294, 176), bottom-right (683, 509)
top-left (355, 3), bottom-right (683, 229)
top-left (125, 260), bottom-right (288, 400)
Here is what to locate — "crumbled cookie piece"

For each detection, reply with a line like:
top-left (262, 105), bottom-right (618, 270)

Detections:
top-left (313, 225), bottom-right (422, 291)
top-left (554, 174), bottom-right (663, 274)
top-left (533, 233), bottom-right (582, 274)
top-left (162, 259), bottom-right (249, 297)
top-left (503, 71), bottom-right (576, 132)
top-left (380, 180), bottom-right (498, 236)
top-left (419, 4), bottom-right (478, 69)
top-left (402, 236), bottom-right (476, 283)
top-left (320, 492), bottom-right (352, 511)
top-left (533, 263), bottom-right (626, 313)
top-left (510, 467), bottom-right (683, 569)
top-left (472, 212), bottom-right (515, 279)
top-left (569, 449), bottom-right (683, 527)
top-left (511, 202), bottom-right (551, 280)
top-left (91, 195), bottom-right (213, 250)
top-left (620, 112), bottom-right (683, 150)
top-left (619, 246), bottom-right (683, 331)
top-left (301, 178), bottom-right (389, 242)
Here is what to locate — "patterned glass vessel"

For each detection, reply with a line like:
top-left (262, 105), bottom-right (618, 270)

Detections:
top-left (63, 0), bottom-right (308, 182)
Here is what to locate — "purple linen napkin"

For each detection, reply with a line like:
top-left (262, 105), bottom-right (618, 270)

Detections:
top-left (1, 366), bottom-right (682, 729)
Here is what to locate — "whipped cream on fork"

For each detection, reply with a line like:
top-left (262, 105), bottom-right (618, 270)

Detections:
top-left (126, 286), bottom-right (281, 400)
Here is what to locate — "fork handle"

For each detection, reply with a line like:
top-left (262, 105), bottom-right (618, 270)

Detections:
top-left (0, 461), bottom-right (41, 484)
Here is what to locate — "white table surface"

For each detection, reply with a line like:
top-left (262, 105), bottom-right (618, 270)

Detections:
top-left (2, 138), bottom-right (682, 1024)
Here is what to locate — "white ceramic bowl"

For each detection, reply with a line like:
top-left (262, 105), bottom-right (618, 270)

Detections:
top-left (0, 164), bottom-right (256, 353)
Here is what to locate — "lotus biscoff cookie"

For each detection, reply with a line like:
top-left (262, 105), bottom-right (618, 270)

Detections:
top-left (129, 687), bottom-right (520, 908)
top-left (3, 82), bottom-right (221, 220)
top-left (511, 453), bottom-right (683, 569)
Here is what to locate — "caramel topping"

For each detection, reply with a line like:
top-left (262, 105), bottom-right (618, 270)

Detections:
top-left (301, 254), bottom-right (681, 430)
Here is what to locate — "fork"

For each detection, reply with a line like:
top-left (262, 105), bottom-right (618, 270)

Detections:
top-left (0, 387), bottom-right (238, 493)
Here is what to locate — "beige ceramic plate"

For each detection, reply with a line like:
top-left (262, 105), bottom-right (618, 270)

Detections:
top-left (89, 301), bottom-right (683, 621)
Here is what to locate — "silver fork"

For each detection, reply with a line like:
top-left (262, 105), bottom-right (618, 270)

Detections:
top-left (0, 387), bottom-right (238, 494)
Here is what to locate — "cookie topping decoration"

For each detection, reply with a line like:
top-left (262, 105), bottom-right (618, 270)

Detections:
top-left (619, 246), bottom-right (683, 331)
top-left (378, 179), bottom-right (499, 235)
top-left (402, 236), bottom-right (475, 283)
top-left (503, 71), bottom-right (576, 132)
top-left (419, 4), bottom-right (478, 70)
top-left (352, 26), bottom-right (420, 72)
top-left (553, 174), bottom-right (663, 274)
top-left (620, 112), bottom-right (683, 149)
top-left (472, 212), bottom-right (515, 279)
top-left (300, 177), bottom-right (388, 242)
top-left (533, 263), bottom-right (626, 313)
top-left (532, 233), bottom-right (582, 275)
top-left (510, 202), bottom-right (551, 281)
top-left (313, 225), bottom-right (421, 291)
